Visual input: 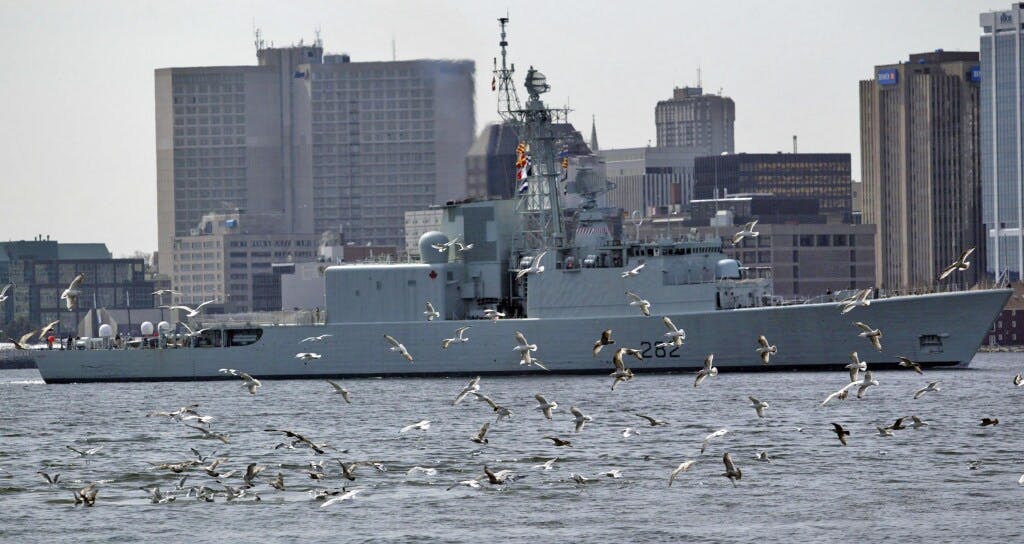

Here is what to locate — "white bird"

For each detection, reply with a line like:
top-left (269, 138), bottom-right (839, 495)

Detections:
top-left (441, 326), bottom-right (471, 349)
top-left (320, 488), bottom-right (365, 507)
top-left (938, 247), bottom-right (975, 280)
top-left (452, 376), bottom-right (481, 405)
top-left (384, 334), bottom-right (413, 363)
top-left (143, 486), bottom-right (176, 504)
top-left (625, 291), bottom-right (651, 316)
top-left (609, 349), bottom-right (635, 391)
top-left (755, 451), bottom-right (772, 462)
top-left (38, 320), bottom-right (60, 341)
top-left (659, 316), bottom-right (686, 345)
top-left (431, 237), bottom-right (459, 253)
top-left (168, 299), bottom-right (217, 318)
top-left (756, 335), bottom-right (777, 365)
top-left (0, 282), bottom-right (13, 303)
top-left (455, 241), bottom-right (474, 252)
top-left (721, 452), bottom-right (742, 486)
top-left (731, 220), bottom-right (759, 246)
top-left (570, 406), bottom-right (593, 433)
top-left (300, 334), bottom-right (332, 343)
top-left (185, 424), bottom-right (229, 444)
top-left (896, 356), bottom-right (923, 374)
top-left (7, 330), bottom-right (36, 350)
top-left (857, 370), bottom-right (879, 399)
top-left (1015, 373), bottom-right (1023, 387)
top-left (621, 428), bottom-right (640, 438)
top-left (325, 380), bottom-right (352, 403)
top-left (694, 354), bottom-right (718, 387)
top-left (570, 473), bottom-right (593, 484)
top-left (839, 288), bottom-right (871, 314)
top-left (533, 458), bottom-right (558, 470)
top-left (471, 421), bottom-right (491, 444)
top-left (846, 352), bottom-right (867, 382)
top-left (515, 251), bottom-right (547, 280)
top-left (399, 420), bottom-right (431, 433)
top-left (820, 380), bottom-right (860, 406)
top-left (603, 469), bottom-right (623, 479)
top-left (483, 309), bottom-right (505, 322)
top-left (701, 429), bottom-right (728, 454)
top-left (218, 368), bottom-right (261, 395)
top-left (748, 396), bottom-right (769, 418)
top-left (913, 381), bottom-right (941, 400)
top-left (60, 273), bottom-right (85, 311)
top-left (295, 352), bottom-right (322, 361)
top-left (855, 322), bottom-right (883, 351)
top-left (406, 466), bottom-right (438, 476)
top-left (151, 289), bottom-right (182, 297)
top-left (515, 331), bottom-right (549, 370)
top-left (534, 394), bottom-right (558, 419)
top-left (471, 391), bottom-right (513, 421)
top-left (668, 461), bottom-right (696, 487)
top-left (621, 262), bottom-right (645, 278)
top-left (423, 301), bottom-right (440, 321)
top-left (66, 445), bottom-right (104, 457)
top-left (876, 425), bottom-right (894, 437)
top-left (910, 415), bottom-right (929, 429)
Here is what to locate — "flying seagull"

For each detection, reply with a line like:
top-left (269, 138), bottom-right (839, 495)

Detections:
top-left (300, 334), bottom-right (332, 343)
top-left (471, 391), bottom-right (513, 421)
top-left (570, 406), bottom-right (593, 433)
top-left (263, 428), bottom-right (326, 454)
top-left (854, 322), bottom-right (883, 351)
top-left (66, 445), bottom-right (104, 457)
top-left (542, 436), bottom-right (573, 447)
top-left (636, 413), bottom-right (669, 427)
top-left (441, 326), bottom-right (471, 349)
top-left (831, 422), bottom-right (850, 445)
top-left (748, 396), bottom-right (770, 418)
top-left (383, 334), bottom-right (414, 363)
top-left (431, 237), bottom-right (459, 253)
top-left (657, 316), bottom-right (686, 348)
top-left (592, 329), bottom-right (615, 357)
top-left (455, 241), bottom-right (474, 252)
top-left (694, 354), bottom-right (718, 387)
top-left (423, 301), bottom-right (440, 321)
top-left (625, 291), bottom-right (651, 316)
top-left (846, 352), bottom-right (867, 382)
top-left (38, 320), bottom-right (60, 341)
top-left (668, 461), bottom-right (696, 487)
top-left (320, 488), bottom-right (365, 507)
top-left (0, 283), bottom-right (13, 304)
top-left (913, 381), bottom-right (941, 399)
top-left (857, 370), bottom-right (879, 399)
top-left (452, 376), bottom-right (481, 405)
top-left (938, 247), bottom-right (975, 281)
top-left (60, 273), bottom-right (85, 311)
top-left (732, 220), bottom-right (759, 246)
top-left (820, 380), bottom-right (860, 406)
top-left (839, 288), bottom-right (871, 314)
top-left (399, 420), bottom-right (431, 433)
top-left (897, 356), bottom-right (923, 374)
top-left (515, 251), bottom-right (547, 280)
top-left (609, 349), bottom-right (635, 391)
top-left (515, 331), bottom-right (548, 370)
top-left (218, 368), bottom-right (262, 395)
top-left (701, 429), bottom-right (728, 454)
top-left (534, 394), bottom-right (558, 419)
top-left (483, 309), bottom-right (505, 322)
top-left (167, 299), bottom-right (217, 317)
top-left (325, 380), bottom-right (352, 403)
top-left (621, 262), bottom-right (645, 278)
top-left (295, 352), bottom-right (322, 361)
top-left (756, 335), bottom-right (777, 365)
top-left (471, 422), bottom-right (490, 444)
top-left (721, 452), bottom-right (742, 486)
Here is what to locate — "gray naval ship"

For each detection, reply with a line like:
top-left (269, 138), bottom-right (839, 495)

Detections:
top-left (34, 18), bottom-right (1010, 384)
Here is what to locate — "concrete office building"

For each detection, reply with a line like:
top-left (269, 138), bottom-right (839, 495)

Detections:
top-left (599, 147), bottom-right (701, 217)
top-left (693, 153), bottom-right (853, 222)
top-left (404, 209), bottom-right (443, 258)
top-left (655, 86), bottom-right (735, 154)
top-left (981, 5), bottom-right (1024, 280)
top-left (860, 50), bottom-right (982, 290)
top-left (155, 39), bottom-right (475, 278)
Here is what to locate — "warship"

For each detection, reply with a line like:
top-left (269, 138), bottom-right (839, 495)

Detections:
top-left (33, 18), bottom-right (1009, 384)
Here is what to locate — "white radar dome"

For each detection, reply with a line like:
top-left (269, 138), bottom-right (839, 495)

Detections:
top-left (140, 321), bottom-right (154, 336)
top-left (157, 321), bottom-right (171, 332)
top-left (98, 324), bottom-right (113, 338)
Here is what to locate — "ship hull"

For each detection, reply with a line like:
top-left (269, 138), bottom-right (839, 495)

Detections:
top-left (34, 289), bottom-right (1010, 383)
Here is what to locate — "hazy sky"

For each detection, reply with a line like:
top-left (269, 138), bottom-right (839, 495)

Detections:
top-left (0, 0), bottom-right (998, 257)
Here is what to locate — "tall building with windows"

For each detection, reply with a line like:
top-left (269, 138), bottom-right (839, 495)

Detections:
top-left (860, 50), bottom-right (982, 290)
top-left (155, 40), bottom-right (475, 279)
top-left (655, 86), bottom-right (734, 154)
top-left (981, 5), bottom-right (1024, 280)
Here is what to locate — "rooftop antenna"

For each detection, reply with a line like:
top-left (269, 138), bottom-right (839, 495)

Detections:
top-left (391, 33), bottom-right (396, 61)
top-left (697, 65), bottom-right (702, 88)
top-left (792, 135), bottom-right (798, 154)
top-left (253, 23), bottom-right (264, 51)
top-left (315, 26), bottom-right (322, 48)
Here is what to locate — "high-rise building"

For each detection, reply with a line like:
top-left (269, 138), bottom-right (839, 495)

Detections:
top-left (860, 50), bottom-right (982, 290)
top-left (599, 147), bottom-right (700, 216)
top-left (981, 5), bottom-right (1024, 280)
top-left (155, 40), bottom-right (475, 278)
top-left (655, 86), bottom-right (734, 154)
top-left (693, 153), bottom-right (852, 222)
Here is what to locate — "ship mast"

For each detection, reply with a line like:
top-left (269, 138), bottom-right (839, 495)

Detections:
top-left (494, 17), bottom-right (567, 251)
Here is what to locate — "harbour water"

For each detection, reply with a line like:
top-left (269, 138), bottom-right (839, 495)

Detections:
top-left (2, 352), bottom-right (1023, 543)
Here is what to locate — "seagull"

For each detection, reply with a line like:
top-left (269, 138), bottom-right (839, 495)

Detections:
top-left (60, 273), bottom-right (85, 311)
top-left (839, 288), bottom-right (871, 314)
top-left (910, 415), bottom-right (929, 429)
top-left (186, 424), bottom-right (229, 444)
top-left (320, 488), bottom-right (365, 507)
top-left (202, 458), bottom-right (232, 478)
top-left (38, 471), bottom-right (60, 486)
top-left (515, 251), bottom-right (547, 280)
top-left (846, 352), bottom-right (866, 382)
top-left (446, 479), bottom-right (482, 491)
top-left (592, 329), bottom-right (615, 357)
top-left (831, 423), bottom-right (850, 445)
top-left (263, 429), bottom-right (326, 454)
top-left (423, 301), bottom-right (440, 321)
top-left (980, 417), bottom-right (999, 427)
top-left (483, 466), bottom-right (517, 485)
top-left (151, 289), bottom-right (183, 297)
top-left (453, 376), bottom-right (481, 405)
top-left (143, 486), bottom-right (176, 504)
top-left (219, 368), bottom-right (262, 395)
top-left (756, 335), bottom-right (777, 365)
top-left (535, 394), bottom-right (558, 419)
top-left (515, 332), bottom-right (549, 371)
top-left (748, 396), bottom-right (770, 418)
top-left (857, 370), bottom-right (879, 399)
top-left (1015, 373), bottom-right (1023, 387)
top-left (701, 429), bottom-right (728, 454)
top-left (384, 334), bottom-right (413, 363)
top-left (300, 334), bottom-right (332, 343)
top-left (887, 417), bottom-right (907, 431)
top-left (622, 427), bottom-right (641, 438)
top-left (400, 420), bottom-right (431, 433)
top-left (455, 241), bottom-right (474, 252)
top-left (243, 463), bottom-right (266, 488)
top-left (471, 391), bottom-right (513, 421)
top-left (625, 291), bottom-right (651, 316)
top-left (72, 482), bottom-right (98, 507)
top-left (38, 320), bottom-right (60, 341)
top-left (897, 356), bottom-right (923, 374)
top-left (636, 413), bottom-right (669, 427)
top-left (755, 451), bottom-right (772, 462)
top-left (0, 282), bottom-right (13, 303)
top-left (168, 299), bottom-right (217, 317)
top-left (876, 425), bottom-right (894, 437)
top-left (407, 466), bottom-right (439, 476)
top-left (621, 262), bottom-right (645, 278)
top-left (721, 453), bottom-right (742, 486)
top-left (533, 458), bottom-right (558, 470)
top-left (570, 406), bottom-right (593, 433)
top-left (295, 352), bottom-right (322, 361)
top-left (543, 436), bottom-right (573, 447)
top-left (471, 422), bottom-right (491, 444)
top-left (442, 326), bottom-right (471, 349)
top-left (326, 380), bottom-right (352, 403)
top-left (66, 445), bottom-right (104, 457)
top-left (913, 381), bottom-right (941, 399)
top-left (483, 309), bottom-right (505, 322)
top-left (153, 461), bottom-right (199, 473)
top-left (431, 237), bottom-right (459, 253)
top-left (820, 381), bottom-right (860, 406)
top-left (854, 322), bottom-right (883, 351)
top-left (268, 473), bottom-right (285, 490)
top-left (938, 247), bottom-right (975, 280)
top-left (732, 220), bottom-right (759, 246)
top-left (658, 316), bottom-right (686, 346)
top-left (694, 354), bottom-right (718, 387)
top-left (668, 461), bottom-right (696, 487)
top-left (7, 330), bottom-right (37, 350)
top-left (609, 349), bottom-right (635, 391)
top-left (602, 469), bottom-right (623, 479)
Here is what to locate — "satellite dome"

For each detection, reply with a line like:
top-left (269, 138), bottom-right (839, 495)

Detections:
top-left (157, 321), bottom-right (171, 333)
top-left (98, 324), bottom-right (113, 338)
top-left (419, 231), bottom-right (450, 264)
top-left (140, 321), bottom-right (154, 336)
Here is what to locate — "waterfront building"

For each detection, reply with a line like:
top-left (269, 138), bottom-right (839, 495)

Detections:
top-left (860, 50), bottom-right (982, 290)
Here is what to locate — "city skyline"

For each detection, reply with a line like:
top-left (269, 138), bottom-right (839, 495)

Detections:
top-left (0, 0), bottom-right (994, 257)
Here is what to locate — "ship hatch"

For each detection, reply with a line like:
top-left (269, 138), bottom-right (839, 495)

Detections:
top-left (918, 334), bottom-right (944, 353)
